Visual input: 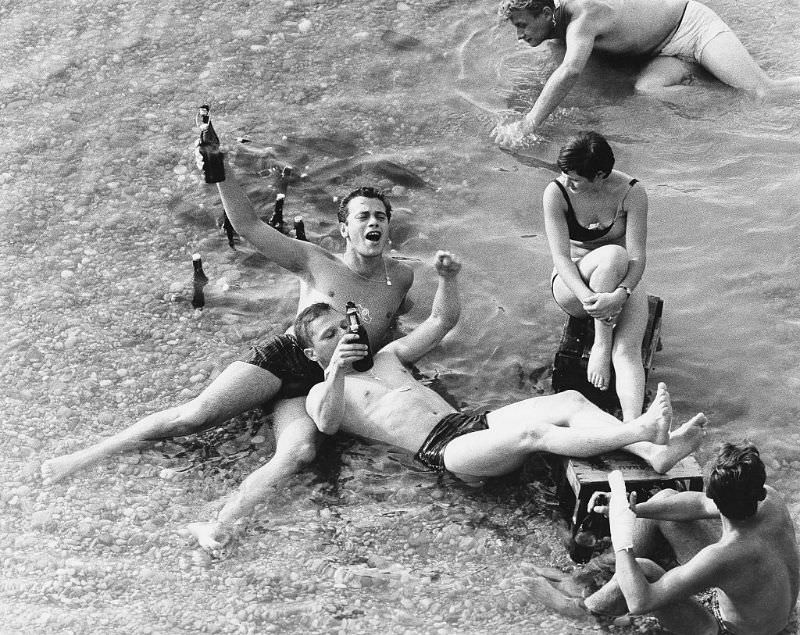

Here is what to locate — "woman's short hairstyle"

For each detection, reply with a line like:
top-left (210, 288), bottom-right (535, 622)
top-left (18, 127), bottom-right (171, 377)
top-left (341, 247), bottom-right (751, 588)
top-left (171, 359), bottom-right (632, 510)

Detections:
top-left (294, 302), bottom-right (335, 350)
top-left (706, 442), bottom-right (767, 520)
top-left (498, 0), bottom-right (555, 19)
top-left (557, 131), bottom-right (616, 180)
top-left (337, 186), bottom-right (392, 223)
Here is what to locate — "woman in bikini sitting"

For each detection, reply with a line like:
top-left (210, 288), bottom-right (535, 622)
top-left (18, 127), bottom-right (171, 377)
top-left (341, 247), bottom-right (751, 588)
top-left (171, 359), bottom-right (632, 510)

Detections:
top-left (543, 131), bottom-right (649, 422)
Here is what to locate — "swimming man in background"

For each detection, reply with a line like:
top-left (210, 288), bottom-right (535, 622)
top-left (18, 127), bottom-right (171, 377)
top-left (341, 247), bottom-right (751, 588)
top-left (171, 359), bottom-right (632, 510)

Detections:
top-left (494, 0), bottom-right (800, 144)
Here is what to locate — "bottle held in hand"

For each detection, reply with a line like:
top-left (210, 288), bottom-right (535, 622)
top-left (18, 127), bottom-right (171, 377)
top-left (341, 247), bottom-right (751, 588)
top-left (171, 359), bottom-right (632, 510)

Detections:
top-left (196, 105), bottom-right (225, 184)
top-left (345, 301), bottom-right (374, 372)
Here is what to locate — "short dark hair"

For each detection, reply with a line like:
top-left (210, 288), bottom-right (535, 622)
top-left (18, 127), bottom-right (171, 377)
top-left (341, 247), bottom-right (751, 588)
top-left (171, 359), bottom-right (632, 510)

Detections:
top-left (294, 302), bottom-right (335, 350)
top-left (337, 186), bottom-right (392, 223)
top-left (557, 131), bottom-right (615, 180)
top-left (498, 0), bottom-right (554, 20)
top-left (706, 442), bottom-right (767, 520)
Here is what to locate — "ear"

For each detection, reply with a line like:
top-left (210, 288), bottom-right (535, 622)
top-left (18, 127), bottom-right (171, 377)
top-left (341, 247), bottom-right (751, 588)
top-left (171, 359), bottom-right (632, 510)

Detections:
top-left (541, 7), bottom-right (553, 21)
top-left (303, 347), bottom-right (318, 362)
top-left (339, 221), bottom-right (349, 240)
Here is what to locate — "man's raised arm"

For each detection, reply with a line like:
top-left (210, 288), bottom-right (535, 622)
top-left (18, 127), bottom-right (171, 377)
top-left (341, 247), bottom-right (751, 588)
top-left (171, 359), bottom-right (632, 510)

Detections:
top-left (387, 251), bottom-right (461, 366)
top-left (196, 146), bottom-right (330, 274)
top-left (216, 173), bottom-right (322, 274)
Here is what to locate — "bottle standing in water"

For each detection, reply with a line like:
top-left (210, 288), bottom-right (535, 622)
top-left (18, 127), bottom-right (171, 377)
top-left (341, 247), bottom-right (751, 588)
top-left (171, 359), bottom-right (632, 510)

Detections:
top-left (569, 506), bottom-right (609, 563)
top-left (293, 215), bottom-right (308, 241)
top-left (269, 193), bottom-right (285, 232)
top-left (345, 301), bottom-right (374, 372)
top-left (191, 253), bottom-right (209, 308)
top-left (196, 105), bottom-right (225, 184)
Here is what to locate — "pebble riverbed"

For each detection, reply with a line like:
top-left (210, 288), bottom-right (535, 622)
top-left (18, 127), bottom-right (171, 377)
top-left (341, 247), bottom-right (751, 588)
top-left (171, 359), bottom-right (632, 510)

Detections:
top-left (3, 0), bottom-right (799, 633)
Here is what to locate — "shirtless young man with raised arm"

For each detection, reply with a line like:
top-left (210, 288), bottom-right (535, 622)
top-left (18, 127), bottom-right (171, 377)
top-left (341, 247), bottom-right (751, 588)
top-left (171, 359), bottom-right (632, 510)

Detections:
top-left (298, 252), bottom-right (706, 492)
top-left (41, 151), bottom-right (413, 548)
top-left (494, 0), bottom-right (800, 144)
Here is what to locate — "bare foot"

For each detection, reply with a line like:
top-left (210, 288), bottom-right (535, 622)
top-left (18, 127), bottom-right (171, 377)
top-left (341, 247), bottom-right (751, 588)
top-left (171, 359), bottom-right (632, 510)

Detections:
top-left (533, 566), bottom-right (586, 599)
top-left (649, 413), bottom-right (707, 474)
top-left (587, 342), bottom-right (612, 391)
top-left (528, 576), bottom-right (590, 620)
top-left (187, 521), bottom-right (228, 551)
top-left (634, 382), bottom-right (672, 445)
top-left (41, 453), bottom-right (85, 485)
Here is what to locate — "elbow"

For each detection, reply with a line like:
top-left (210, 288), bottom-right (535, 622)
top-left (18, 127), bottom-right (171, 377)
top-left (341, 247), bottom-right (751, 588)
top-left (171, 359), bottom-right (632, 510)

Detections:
top-left (318, 425), bottom-right (338, 436)
top-left (315, 418), bottom-right (341, 436)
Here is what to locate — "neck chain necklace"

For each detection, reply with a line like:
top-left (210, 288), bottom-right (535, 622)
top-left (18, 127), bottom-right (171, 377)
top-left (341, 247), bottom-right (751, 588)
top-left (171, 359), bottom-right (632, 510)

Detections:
top-left (350, 257), bottom-right (392, 286)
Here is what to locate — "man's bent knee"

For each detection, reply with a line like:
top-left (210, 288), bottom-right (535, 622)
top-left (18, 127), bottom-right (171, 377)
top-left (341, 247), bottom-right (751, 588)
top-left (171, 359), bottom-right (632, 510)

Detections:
top-left (275, 437), bottom-right (317, 468)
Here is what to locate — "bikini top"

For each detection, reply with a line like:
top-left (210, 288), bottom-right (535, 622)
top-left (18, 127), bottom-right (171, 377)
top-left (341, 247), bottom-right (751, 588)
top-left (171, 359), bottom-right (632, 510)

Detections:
top-left (553, 178), bottom-right (639, 243)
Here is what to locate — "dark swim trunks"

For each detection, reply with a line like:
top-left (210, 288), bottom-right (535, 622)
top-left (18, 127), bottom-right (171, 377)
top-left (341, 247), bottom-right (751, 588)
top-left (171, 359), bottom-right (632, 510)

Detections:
top-left (241, 333), bottom-right (324, 399)
top-left (414, 411), bottom-right (490, 473)
top-left (699, 589), bottom-right (736, 635)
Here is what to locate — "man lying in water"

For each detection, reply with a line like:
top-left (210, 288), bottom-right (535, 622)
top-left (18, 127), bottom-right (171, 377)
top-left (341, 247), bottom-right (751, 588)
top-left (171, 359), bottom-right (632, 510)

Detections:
top-left (493, 0), bottom-right (800, 144)
top-left (528, 443), bottom-right (799, 634)
top-left (195, 251), bottom-right (705, 550)
top-left (41, 147), bottom-right (415, 548)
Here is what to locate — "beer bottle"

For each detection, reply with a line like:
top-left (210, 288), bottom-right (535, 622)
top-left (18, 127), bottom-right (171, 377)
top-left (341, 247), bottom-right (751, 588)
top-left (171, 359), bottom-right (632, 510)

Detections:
top-left (345, 301), bottom-right (374, 372)
top-left (569, 509), bottom-right (608, 563)
top-left (191, 253), bottom-right (209, 308)
top-left (293, 215), bottom-right (308, 241)
top-left (196, 105), bottom-right (225, 184)
top-left (269, 193), bottom-right (285, 232)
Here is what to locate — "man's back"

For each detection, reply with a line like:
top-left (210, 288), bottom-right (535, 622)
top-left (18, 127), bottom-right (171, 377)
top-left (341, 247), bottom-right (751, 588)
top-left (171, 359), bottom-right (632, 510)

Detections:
top-left (565, 0), bottom-right (688, 56)
top-left (700, 486), bottom-right (798, 634)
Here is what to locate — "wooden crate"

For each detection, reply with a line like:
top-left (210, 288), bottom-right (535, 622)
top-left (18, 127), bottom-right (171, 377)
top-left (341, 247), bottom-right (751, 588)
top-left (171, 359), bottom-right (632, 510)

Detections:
top-left (551, 295), bottom-right (664, 413)
top-left (557, 451), bottom-right (704, 529)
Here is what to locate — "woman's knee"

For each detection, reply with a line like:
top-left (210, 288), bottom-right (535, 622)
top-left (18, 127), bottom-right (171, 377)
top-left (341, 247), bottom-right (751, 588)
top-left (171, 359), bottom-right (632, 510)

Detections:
top-left (594, 244), bottom-right (629, 270)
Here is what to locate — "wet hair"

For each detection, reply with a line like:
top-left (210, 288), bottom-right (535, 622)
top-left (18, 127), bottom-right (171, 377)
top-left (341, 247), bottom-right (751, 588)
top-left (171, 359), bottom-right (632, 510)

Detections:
top-left (294, 302), bottom-right (335, 350)
top-left (557, 131), bottom-right (616, 180)
top-left (706, 442), bottom-right (767, 520)
top-left (498, 0), bottom-right (554, 20)
top-left (337, 186), bottom-right (392, 223)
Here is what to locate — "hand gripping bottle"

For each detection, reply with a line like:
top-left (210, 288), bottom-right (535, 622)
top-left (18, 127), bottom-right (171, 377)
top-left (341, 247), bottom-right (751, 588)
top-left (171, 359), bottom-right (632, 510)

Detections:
top-left (345, 302), bottom-right (374, 372)
top-left (196, 105), bottom-right (225, 184)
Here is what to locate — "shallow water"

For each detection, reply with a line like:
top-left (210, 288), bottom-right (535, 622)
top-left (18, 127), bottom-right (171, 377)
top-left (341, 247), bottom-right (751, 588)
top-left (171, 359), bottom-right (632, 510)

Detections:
top-left (3, 0), bottom-right (800, 633)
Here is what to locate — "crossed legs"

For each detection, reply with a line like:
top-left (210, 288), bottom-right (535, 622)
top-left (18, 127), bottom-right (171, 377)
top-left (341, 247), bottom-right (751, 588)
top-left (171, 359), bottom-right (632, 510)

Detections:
top-left (441, 384), bottom-right (705, 478)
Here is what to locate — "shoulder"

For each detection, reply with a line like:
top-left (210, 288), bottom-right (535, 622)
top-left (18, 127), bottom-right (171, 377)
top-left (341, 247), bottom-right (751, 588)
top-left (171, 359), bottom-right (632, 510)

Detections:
top-left (543, 180), bottom-right (566, 206)
top-left (567, 0), bottom-right (615, 26)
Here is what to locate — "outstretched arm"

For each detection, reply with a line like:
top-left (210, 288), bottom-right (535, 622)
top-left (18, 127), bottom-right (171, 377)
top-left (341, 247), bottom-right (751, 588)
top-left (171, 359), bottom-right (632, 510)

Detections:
top-left (386, 251), bottom-right (461, 366)
top-left (523, 20), bottom-right (596, 129)
top-left (196, 146), bottom-right (335, 274)
top-left (494, 18), bottom-right (598, 144)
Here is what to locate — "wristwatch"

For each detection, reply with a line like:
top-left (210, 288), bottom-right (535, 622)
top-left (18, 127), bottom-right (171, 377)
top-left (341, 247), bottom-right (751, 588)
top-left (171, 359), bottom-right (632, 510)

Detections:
top-left (617, 285), bottom-right (632, 297)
